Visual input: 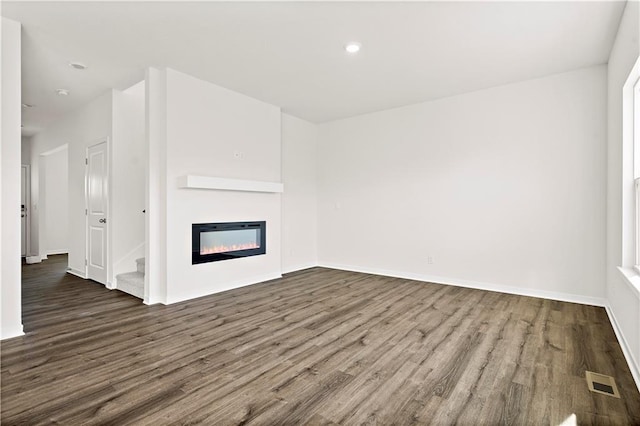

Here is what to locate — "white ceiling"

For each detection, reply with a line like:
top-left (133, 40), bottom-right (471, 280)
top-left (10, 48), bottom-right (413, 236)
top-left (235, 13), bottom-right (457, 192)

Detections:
top-left (2, 1), bottom-right (627, 136)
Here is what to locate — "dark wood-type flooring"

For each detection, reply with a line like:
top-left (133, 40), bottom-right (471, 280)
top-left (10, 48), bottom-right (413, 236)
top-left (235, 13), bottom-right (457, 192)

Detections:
top-left (2, 255), bottom-right (640, 425)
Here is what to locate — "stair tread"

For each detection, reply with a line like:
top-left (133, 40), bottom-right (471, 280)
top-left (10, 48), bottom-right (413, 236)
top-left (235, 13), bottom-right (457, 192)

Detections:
top-left (116, 271), bottom-right (144, 300)
top-left (135, 258), bottom-right (145, 274)
top-left (117, 271), bottom-right (144, 279)
top-left (116, 272), bottom-right (144, 287)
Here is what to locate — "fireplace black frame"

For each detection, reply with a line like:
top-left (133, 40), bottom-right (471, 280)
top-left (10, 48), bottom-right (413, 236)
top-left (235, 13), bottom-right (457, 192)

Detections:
top-left (192, 221), bottom-right (266, 265)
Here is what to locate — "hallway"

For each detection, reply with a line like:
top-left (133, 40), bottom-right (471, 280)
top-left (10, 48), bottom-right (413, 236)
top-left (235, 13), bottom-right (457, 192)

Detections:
top-left (20, 255), bottom-right (140, 333)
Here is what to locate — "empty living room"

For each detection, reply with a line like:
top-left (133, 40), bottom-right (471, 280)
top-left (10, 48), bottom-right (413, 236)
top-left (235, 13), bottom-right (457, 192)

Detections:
top-left (2, 1), bottom-right (640, 424)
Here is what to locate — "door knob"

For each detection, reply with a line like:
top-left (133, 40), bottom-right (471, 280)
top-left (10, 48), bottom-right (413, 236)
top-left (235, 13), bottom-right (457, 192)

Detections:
top-left (99, 218), bottom-right (107, 224)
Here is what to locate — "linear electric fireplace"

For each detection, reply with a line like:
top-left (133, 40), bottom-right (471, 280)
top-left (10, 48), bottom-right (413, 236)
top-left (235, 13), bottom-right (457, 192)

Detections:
top-left (192, 221), bottom-right (266, 264)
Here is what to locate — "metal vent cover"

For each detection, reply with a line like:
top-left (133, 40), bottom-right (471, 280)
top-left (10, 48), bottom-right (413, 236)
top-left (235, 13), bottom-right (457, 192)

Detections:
top-left (585, 371), bottom-right (620, 398)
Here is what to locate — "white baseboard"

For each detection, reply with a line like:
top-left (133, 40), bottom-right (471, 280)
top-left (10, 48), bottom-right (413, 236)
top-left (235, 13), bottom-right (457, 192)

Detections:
top-left (164, 272), bottom-right (283, 305)
top-left (26, 256), bottom-right (41, 264)
top-left (282, 262), bottom-right (318, 274)
top-left (1, 325), bottom-right (24, 340)
top-left (605, 304), bottom-right (640, 393)
top-left (317, 261), bottom-right (608, 307)
top-left (66, 267), bottom-right (87, 279)
top-left (143, 293), bottom-right (161, 306)
top-left (46, 249), bottom-right (68, 255)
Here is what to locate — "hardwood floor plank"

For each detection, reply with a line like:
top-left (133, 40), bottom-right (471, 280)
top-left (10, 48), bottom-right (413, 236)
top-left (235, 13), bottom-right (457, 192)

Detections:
top-left (2, 255), bottom-right (640, 424)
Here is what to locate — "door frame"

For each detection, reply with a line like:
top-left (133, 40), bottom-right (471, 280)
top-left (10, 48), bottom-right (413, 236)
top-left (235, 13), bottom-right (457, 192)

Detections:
top-left (21, 164), bottom-right (31, 258)
top-left (84, 137), bottom-right (112, 288)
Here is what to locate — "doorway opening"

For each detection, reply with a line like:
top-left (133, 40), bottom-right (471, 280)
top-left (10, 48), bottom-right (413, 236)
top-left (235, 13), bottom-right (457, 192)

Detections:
top-left (21, 164), bottom-right (30, 258)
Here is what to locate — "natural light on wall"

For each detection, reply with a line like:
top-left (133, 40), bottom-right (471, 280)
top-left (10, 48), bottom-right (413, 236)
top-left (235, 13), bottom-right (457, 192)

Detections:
top-left (634, 76), bottom-right (640, 271)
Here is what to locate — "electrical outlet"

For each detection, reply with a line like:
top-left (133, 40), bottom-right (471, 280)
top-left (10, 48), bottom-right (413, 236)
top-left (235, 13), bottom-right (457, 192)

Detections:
top-left (427, 256), bottom-right (433, 264)
top-left (233, 150), bottom-right (244, 159)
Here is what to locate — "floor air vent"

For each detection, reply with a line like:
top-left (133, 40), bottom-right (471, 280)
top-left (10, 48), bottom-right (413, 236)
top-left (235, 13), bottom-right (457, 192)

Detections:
top-left (585, 371), bottom-right (620, 398)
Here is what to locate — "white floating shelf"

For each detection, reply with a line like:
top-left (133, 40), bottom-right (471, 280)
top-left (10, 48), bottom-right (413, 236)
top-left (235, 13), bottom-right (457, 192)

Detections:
top-left (177, 175), bottom-right (283, 193)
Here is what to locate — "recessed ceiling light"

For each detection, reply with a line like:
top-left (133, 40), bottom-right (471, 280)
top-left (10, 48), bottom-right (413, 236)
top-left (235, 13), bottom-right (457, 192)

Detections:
top-left (21, 103), bottom-right (35, 108)
top-left (56, 89), bottom-right (70, 96)
top-left (345, 42), bottom-right (362, 54)
top-left (69, 62), bottom-right (87, 70)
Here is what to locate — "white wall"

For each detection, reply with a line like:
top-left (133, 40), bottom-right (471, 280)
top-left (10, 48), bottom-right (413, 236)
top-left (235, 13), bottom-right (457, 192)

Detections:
top-left (43, 146), bottom-right (68, 254)
top-left (30, 91), bottom-right (113, 275)
top-left (318, 65), bottom-right (607, 305)
top-left (112, 81), bottom-right (146, 280)
top-left (606, 0), bottom-right (640, 388)
top-left (1, 17), bottom-right (23, 339)
top-left (145, 68), bottom-right (168, 304)
top-left (281, 113), bottom-right (318, 273)
top-left (151, 68), bottom-right (282, 304)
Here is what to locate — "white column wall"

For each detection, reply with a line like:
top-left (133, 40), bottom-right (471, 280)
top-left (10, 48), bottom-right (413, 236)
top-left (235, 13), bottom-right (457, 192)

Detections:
top-left (1, 17), bottom-right (23, 339)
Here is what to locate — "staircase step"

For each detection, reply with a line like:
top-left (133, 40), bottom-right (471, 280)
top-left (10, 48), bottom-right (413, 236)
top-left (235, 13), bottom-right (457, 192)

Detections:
top-left (135, 257), bottom-right (145, 274)
top-left (116, 271), bottom-right (144, 299)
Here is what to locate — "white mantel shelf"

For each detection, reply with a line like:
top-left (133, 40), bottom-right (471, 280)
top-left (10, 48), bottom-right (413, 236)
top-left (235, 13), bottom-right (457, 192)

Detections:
top-left (177, 175), bottom-right (284, 193)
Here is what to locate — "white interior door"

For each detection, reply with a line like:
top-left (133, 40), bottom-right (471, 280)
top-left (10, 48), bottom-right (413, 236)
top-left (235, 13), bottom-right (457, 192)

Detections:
top-left (86, 142), bottom-right (108, 284)
top-left (21, 165), bottom-right (29, 257)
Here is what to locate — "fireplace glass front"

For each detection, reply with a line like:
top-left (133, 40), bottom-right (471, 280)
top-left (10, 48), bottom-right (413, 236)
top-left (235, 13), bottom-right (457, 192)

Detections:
top-left (192, 221), bottom-right (266, 264)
